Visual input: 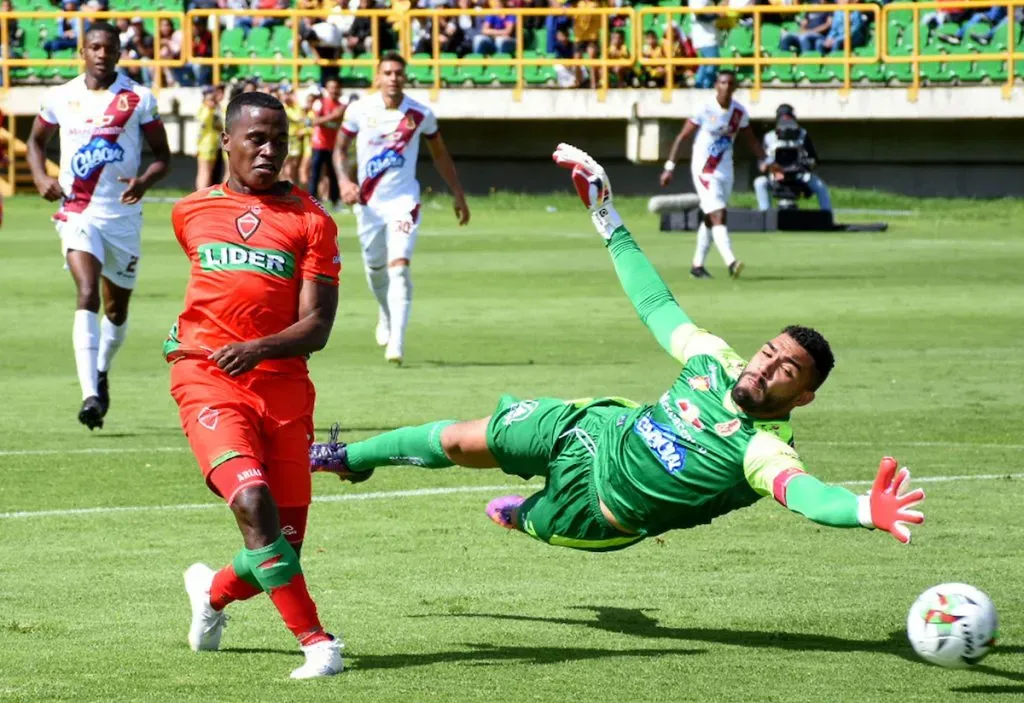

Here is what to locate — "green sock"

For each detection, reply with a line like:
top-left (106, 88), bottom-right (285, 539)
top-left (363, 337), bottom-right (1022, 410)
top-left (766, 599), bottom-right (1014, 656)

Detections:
top-left (347, 420), bottom-right (456, 471)
top-left (244, 534), bottom-right (302, 590)
top-left (231, 548), bottom-right (262, 589)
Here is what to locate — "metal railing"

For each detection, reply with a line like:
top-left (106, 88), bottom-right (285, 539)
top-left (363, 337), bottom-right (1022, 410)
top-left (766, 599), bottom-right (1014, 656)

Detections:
top-left (0, 3), bottom-right (1020, 102)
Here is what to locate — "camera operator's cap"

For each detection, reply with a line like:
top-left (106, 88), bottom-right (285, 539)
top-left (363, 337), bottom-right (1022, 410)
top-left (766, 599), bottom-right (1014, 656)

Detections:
top-left (776, 103), bottom-right (796, 118)
top-left (130, 15), bottom-right (144, 23)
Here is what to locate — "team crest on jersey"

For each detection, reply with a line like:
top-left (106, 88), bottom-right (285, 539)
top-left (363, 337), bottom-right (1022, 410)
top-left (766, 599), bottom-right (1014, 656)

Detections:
top-left (235, 211), bottom-right (261, 240)
top-left (71, 137), bottom-right (125, 179)
top-left (675, 399), bottom-right (705, 431)
top-left (117, 93), bottom-right (131, 111)
top-left (404, 114), bottom-right (417, 130)
top-left (197, 406), bottom-right (220, 430)
top-left (714, 419), bottom-right (742, 438)
top-left (688, 376), bottom-right (710, 392)
top-left (503, 400), bottom-right (539, 427)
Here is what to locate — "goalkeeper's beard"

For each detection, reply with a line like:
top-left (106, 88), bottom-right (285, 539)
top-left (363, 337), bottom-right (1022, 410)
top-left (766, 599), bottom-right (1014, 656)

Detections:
top-left (731, 372), bottom-right (790, 416)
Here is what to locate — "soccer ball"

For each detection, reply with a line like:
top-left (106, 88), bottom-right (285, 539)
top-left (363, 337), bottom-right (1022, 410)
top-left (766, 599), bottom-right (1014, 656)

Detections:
top-left (907, 583), bottom-right (998, 668)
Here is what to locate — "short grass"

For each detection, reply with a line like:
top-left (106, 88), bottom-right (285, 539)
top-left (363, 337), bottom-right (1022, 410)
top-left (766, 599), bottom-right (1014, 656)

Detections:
top-left (1, 191), bottom-right (1023, 702)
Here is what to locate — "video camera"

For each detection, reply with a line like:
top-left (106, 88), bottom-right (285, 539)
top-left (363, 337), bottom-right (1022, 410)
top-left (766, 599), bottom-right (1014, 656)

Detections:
top-left (767, 110), bottom-right (815, 209)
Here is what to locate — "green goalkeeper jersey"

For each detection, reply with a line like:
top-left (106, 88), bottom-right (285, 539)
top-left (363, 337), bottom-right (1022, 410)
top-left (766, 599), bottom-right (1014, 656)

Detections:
top-left (593, 333), bottom-right (802, 537)
top-left (588, 222), bottom-right (862, 537)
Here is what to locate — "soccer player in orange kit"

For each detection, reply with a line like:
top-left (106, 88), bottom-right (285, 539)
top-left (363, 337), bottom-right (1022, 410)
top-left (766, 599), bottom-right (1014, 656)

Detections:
top-left (165, 91), bottom-right (343, 679)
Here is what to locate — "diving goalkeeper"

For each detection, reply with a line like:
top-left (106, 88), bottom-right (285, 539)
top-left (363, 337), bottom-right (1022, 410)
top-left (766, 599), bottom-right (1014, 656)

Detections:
top-left (310, 143), bottom-right (926, 550)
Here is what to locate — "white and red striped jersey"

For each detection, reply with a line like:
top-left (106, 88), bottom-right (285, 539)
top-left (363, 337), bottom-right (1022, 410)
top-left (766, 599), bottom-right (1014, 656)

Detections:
top-left (38, 73), bottom-right (162, 219)
top-left (341, 92), bottom-right (439, 212)
top-left (689, 98), bottom-right (749, 186)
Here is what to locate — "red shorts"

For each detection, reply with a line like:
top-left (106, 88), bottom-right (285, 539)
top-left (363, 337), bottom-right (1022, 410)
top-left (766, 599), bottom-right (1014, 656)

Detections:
top-left (170, 359), bottom-right (316, 509)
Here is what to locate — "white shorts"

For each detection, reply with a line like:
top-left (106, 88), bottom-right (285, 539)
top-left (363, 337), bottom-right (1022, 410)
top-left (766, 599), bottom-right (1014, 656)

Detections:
top-left (56, 211), bottom-right (142, 290)
top-left (355, 203), bottom-right (421, 268)
top-left (692, 172), bottom-right (733, 215)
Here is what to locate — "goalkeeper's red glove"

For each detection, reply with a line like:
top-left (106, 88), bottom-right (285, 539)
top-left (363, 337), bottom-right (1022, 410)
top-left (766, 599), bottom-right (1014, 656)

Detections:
top-left (857, 457), bottom-right (925, 544)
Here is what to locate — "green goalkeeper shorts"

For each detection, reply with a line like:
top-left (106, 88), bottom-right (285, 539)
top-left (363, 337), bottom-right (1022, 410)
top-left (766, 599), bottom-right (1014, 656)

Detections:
top-left (485, 394), bottom-right (645, 553)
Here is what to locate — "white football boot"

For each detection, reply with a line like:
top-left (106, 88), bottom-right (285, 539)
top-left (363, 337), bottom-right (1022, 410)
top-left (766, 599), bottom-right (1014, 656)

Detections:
top-left (290, 636), bottom-right (344, 679)
top-left (184, 563), bottom-right (227, 652)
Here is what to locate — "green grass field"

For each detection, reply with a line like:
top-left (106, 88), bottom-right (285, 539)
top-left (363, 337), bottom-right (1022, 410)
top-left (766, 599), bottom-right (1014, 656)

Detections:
top-left (1, 190), bottom-right (1023, 702)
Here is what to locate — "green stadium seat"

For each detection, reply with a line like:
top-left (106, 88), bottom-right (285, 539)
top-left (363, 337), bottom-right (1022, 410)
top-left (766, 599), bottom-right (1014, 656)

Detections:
top-left (406, 53), bottom-right (434, 85)
top-left (298, 64), bottom-right (320, 84)
top-left (271, 25), bottom-right (294, 54)
top-left (247, 26), bottom-right (271, 55)
top-left (219, 28), bottom-right (245, 55)
top-left (523, 51), bottom-right (556, 85)
top-left (459, 54), bottom-right (490, 85)
top-left (438, 52), bottom-right (461, 85)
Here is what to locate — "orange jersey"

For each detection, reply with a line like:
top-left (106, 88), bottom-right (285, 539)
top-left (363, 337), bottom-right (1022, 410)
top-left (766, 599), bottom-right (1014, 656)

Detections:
top-left (166, 183), bottom-right (341, 376)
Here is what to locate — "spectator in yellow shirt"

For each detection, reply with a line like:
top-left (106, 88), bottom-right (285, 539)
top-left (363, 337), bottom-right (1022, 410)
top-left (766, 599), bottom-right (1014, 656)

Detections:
top-left (640, 29), bottom-right (667, 87)
top-left (606, 27), bottom-right (632, 87)
top-left (194, 86), bottom-right (222, 190)
top-left (571, 0), bottom-right (603, 88)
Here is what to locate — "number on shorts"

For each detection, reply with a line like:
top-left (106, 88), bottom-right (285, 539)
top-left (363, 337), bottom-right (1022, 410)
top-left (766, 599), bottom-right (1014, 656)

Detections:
top-left (393, 220), bottom-right (412, 235)
top-left (125, 256), bottom-right (139, 274)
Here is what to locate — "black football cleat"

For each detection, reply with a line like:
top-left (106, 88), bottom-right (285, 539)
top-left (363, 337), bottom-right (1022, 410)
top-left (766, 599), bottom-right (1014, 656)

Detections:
top-left (729, 260), bottom-right (745, 279)
top-left (97, 371), bottom-right (110, 417)
top-left (78, 396), bottom-right (104, 430)
top-left (690, 266), bottom-right (713, 279)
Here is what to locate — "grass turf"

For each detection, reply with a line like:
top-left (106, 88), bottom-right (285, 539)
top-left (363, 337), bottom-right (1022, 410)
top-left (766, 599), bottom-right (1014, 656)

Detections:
top-left (0, 191), bottom-right (1022, 702)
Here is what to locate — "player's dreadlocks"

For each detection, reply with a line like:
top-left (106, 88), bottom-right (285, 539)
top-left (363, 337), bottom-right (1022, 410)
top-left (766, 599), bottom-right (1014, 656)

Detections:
top-left (783, 325), bottom-right (834, 389)
top-left (225, 91), bottom-right (285, 132)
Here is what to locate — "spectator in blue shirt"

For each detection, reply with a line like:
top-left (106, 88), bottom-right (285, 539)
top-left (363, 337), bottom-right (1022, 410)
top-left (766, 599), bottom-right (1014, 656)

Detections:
top-left (938, 5), bottom-right (1007, 46)
top-left (43, 0), bottom-right (82, 56)
top-left (820, 6), bottom-right (867, 54)
top-left (779, 4), bottom-right (832, 55)
top-left (473, 0), bottom-right (517, 55)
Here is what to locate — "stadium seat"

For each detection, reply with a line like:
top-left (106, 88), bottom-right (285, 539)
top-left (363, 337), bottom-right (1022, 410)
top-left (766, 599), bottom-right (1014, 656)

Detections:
top-left (406, 54), bottom-right (434, 85)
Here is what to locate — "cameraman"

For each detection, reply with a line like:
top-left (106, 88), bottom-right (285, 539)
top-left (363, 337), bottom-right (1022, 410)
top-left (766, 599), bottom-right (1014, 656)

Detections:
top-left (754, 104), bottom-right (832, 212)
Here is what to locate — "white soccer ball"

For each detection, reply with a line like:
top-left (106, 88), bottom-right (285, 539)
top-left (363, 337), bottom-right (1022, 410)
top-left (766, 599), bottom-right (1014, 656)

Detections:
top-left (907, 583), bottom-right (998, 668)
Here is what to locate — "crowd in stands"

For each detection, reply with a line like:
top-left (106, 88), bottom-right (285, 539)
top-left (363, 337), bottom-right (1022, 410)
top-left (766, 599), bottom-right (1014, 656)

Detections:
top-left (1, 0), bottom-right (1021, 89)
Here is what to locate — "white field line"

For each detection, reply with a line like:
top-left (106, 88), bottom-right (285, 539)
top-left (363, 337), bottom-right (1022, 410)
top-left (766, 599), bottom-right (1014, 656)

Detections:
top-left (1, 473), bottom-right (1021, 521)
top-left (2, 438), bottom-right (1022, 458)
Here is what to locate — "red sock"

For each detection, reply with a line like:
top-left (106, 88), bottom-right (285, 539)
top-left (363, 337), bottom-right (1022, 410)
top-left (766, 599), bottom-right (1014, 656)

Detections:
top-left (267, 574), bottom-right (331, 646)
top-left (210, 564), bottom-right (262, 611)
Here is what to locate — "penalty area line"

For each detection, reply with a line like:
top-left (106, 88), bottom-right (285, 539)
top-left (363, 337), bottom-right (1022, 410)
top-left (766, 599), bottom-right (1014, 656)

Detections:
top-left (1, 473), bottom-right (1022, 521)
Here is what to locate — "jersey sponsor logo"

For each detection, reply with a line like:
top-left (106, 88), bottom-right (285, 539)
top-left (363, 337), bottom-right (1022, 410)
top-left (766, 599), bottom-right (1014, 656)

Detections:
top-left (70, 137), bottom-right (125, 180)
top-left (714, 418), bottom-right (742, 438)
top-left (235, 211), bottom-right (261, 240)
top-left (634, 415), bottom-right (687, 474)
top-left (503, 399), bottom-right (539, 427)
top-left (708, 135), bottom-right (732, 158)
top-left (658, 393), bottom-right (707, 453)
top-left (281, 524), bottom-right (297, 537)
top-left (365, 149), bottom-right (406, 180)
top-left (688, 376), bottom-right (711, 392)
top-left (675, 399), bottom-right (705, 431)
top-left (198, 243), bottom-right (296, 279)
top-left (197, 406), bottom-right (220, 430)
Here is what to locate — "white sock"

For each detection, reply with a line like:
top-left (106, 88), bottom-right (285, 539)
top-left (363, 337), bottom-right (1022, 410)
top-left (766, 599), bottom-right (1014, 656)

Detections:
top-left (386, 265), bottom-right (412, 357)
top-left (711, 224), bottom-right (736, 266)
top-left (73, 310), bottom-right (99, 400)
top-left (693, 224), bottom-right (712, 268)
top-left (365, 265), bottom-right (390, 322)
top-left (97, 316), bottom-right (127, 373)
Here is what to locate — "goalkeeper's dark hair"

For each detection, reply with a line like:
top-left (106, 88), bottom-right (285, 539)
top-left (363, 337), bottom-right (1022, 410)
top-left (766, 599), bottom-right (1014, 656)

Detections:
top-left (225, 91), bottom-right (285, 132)
top-left (84, 22), bottom-right (119, 46)
top-left (783, 325), bottom-right (834, 390)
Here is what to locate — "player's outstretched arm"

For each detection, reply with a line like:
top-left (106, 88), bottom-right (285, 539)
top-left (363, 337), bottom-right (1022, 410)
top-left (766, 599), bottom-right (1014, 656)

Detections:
top-left (553, 143), bottom-right (695, 363)
top-left (774, 457), bottom-right (926, 544)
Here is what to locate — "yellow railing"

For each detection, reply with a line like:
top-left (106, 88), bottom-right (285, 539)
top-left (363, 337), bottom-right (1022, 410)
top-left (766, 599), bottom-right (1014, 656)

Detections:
top-left (1, 3), bottom-right (1021, 102)
top-left (882, 1), bottom-right (1022, 102)
top-left (0, 10), bottom-right (186, 90)
top-left (638, 4), bottom-right (880, 102)
top-left (406, 6), bottom-right (633, 101)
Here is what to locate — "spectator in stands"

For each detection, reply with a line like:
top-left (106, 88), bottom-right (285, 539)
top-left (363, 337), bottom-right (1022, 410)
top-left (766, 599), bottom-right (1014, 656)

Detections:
top-left (437, 0), bottom-right (477, 57)
top-left (570, 0), bottom-right (602, 89)
top-left (778, 3), bottom-right (832, 55)
top-left (938, 5), bottom-right (1005, 46)
top-left (820, 3), bottom-right (867, 54)
top-left (972, 7), bottom-right (1024, 46)
top-left (158, 17), bottom-right (186, 86)
top-left (257, 0), bottom-right (290, 30)
top-left (116, 17), bottom-right (132, 50)
top-left (408, 0), bottom-right (435, 54)
top-left (305, 10), bottom-right (345, 84)
top-left (639, 28), bottom-right (666, 87)
top-left (123, 17), bottom-right (154, 85)
top-left (606, 27), bottom-right (632, 86)
top-left (43, 0), bottom-right (81, 57)
top-left (474, 0), bottom-right (517, 55)
top-left (191, 16), bottom-right (214, 85)
top-left (0, 0), bottom-right (25, 61)
top-left (344, 0), bottom-right (375, 56)
top-left (195, 86), bottom-right (223, 190)
top-left (689, 0), bottom-right (722, 88)
top-left (921, 7), bottom-right (966, 45)
top-left (666, 24), bottom-right (696, 84)
top-left (552, 27), bottom-right (578, 87)
top-left (545, 3), bottom-right (572, 54)
top-left (224, 0), bottom-right (255, 34)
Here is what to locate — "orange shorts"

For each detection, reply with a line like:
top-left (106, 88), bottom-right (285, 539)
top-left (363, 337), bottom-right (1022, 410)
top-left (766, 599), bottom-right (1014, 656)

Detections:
top-left (170, 359), bottom-right (316, 508)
